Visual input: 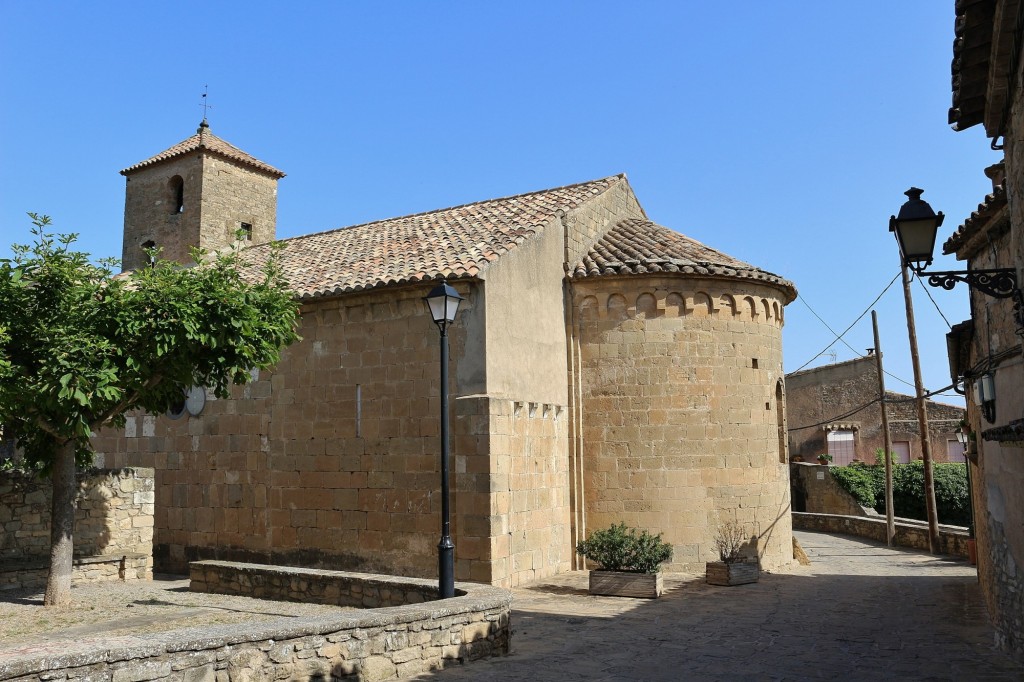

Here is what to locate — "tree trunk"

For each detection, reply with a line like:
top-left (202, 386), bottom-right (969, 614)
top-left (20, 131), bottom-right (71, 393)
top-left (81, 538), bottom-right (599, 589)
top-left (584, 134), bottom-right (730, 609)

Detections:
top-left (44, 440), bottom-right (77, 606)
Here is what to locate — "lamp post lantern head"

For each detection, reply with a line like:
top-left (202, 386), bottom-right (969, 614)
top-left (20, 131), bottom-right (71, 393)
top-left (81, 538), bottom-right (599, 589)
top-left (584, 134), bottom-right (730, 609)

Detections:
top-left (889, 187), bottom-right (945, 274)
top-left (424, 282), bottom-right (464, 333)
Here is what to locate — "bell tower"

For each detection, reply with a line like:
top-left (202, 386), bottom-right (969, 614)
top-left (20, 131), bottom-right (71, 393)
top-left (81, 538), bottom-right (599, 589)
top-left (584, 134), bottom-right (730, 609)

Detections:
top-left (120, 121), bottom-right (285, 271)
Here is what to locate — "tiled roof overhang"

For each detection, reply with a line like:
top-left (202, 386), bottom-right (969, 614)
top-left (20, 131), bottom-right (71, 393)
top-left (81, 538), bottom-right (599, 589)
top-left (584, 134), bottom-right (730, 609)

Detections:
top-left (942, 184), bottom-right (1007, 256)
top-left (949, 0), bottom-right (996, 131)
top-left (121, 124), bottom-right (285, 179)
top-left (569, 218), bottom-right (797, 303)
top-left (949, 0), bottom-right (1023, 137)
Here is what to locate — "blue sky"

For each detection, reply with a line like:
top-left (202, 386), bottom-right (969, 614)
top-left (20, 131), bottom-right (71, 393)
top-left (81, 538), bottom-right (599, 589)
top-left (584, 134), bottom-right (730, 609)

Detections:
top-left (1, 2), bottom-right (998, 406)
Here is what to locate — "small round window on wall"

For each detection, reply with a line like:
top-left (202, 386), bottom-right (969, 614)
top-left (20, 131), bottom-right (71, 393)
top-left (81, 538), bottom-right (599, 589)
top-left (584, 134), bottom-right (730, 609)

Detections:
top-left (166, 392), bottom-right (187, 420)
top-left (168, 175), bottom-right (184, 214)
top-left (165, 386), bottom-right (206, 420)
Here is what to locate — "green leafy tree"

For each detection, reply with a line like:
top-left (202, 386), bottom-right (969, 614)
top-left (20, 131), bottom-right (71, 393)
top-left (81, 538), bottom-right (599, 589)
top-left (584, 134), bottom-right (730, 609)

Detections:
top-left (0, 214), bottom-right (300, 605)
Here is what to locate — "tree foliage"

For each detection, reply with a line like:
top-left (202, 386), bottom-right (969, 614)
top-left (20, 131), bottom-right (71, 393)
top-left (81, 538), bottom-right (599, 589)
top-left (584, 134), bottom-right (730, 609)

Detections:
top-left (1, 214), bottom-right (300, 468)
top-left (0, 214), bottom-right (301, 603)
top-left (830, 460), bottom-right (971, 527)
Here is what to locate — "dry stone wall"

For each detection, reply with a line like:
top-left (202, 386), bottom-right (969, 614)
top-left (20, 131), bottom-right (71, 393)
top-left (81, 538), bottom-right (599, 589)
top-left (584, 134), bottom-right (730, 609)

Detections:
top-left (571, 276), bottom-right (793, 572)
top-left (0, 574), bottom-right (511, 681)
top-left (0, 467), bottom-right (153, 588)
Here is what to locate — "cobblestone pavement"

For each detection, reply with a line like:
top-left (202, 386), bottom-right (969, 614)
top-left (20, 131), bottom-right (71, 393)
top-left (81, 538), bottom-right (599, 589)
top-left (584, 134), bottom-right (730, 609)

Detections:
top-left (408, 531), bottom-right (1024, 682)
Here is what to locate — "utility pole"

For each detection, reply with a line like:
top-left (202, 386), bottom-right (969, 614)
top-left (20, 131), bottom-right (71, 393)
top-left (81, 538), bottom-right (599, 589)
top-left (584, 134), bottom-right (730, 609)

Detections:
top-left (872, 311), bottom-right (895, 547)
top-left (900, 263), bottom-right (941, 552)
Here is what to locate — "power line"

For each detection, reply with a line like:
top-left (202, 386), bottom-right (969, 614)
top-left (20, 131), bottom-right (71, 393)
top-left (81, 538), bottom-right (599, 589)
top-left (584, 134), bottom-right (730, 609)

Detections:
top-left (792, 272), bottom-right (902, 374)
top-left (788, 398), bottom-right (880, 432)
top-left (915, 272), bottom-right (954, 330)
top-left (788, 381), bottom-right (962, 432)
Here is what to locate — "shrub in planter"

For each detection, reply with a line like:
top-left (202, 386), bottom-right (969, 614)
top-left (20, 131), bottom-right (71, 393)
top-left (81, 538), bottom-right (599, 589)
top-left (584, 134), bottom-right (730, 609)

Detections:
top-left (706, 520), bottom-right (759, 586)
top-left (576, 523), bottom-right (672, 598)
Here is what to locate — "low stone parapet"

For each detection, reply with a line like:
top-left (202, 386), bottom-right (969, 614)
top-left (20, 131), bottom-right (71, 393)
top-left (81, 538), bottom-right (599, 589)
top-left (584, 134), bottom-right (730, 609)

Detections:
top-left (1, 564), bottom-right (512, 681)
top-left (0, 552), bottom-right (149, 590)
top-left (190, 560), bottom-right (443, 607)
top-left (793, 511), bottom-right (970, 558)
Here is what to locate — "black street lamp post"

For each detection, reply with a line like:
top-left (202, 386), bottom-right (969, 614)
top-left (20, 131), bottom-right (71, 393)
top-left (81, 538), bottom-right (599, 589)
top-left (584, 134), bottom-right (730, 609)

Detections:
top-left (889, 187), bottom-right (1023, 329)
top-left (888, 186), bottom-right (1024, 553)
top-left (424, 282), bottom-right (464, 599)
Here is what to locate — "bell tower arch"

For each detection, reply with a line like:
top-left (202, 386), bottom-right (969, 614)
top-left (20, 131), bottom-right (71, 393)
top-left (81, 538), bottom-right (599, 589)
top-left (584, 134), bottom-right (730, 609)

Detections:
top-left (119, 120), bottom-right (285, 271)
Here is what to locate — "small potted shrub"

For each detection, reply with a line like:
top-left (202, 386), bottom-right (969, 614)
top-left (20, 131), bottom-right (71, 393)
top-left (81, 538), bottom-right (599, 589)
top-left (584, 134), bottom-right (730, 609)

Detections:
top-left (816, 453), bottom-right (832, 465)
top-left (576, 522), bottom-right (673, 598)
top-left (706, 520), bottom-right (760, 586)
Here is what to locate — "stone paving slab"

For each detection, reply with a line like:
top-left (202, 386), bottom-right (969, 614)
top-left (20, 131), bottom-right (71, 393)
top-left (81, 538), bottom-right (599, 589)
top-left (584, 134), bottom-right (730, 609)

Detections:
top-left (407, 531), bottom-right (1024, 681)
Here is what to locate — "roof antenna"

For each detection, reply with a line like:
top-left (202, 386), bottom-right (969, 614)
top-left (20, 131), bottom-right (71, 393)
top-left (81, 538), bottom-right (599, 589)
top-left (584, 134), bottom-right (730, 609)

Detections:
top-left (199, 85), bottom-right (213, 128)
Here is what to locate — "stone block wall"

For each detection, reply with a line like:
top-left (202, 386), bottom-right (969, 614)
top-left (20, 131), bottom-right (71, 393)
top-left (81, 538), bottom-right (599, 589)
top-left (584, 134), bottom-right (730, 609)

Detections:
top-left (197, 154), bottom-right (278, 251)
top-left (786, 356), bottom-right (965, 463)
top-left (562, 176), bottom-right (645, 266)
top-left (789, 462), bottom-right (869, 516)
top-left (0, 467), bottom-right (154, 587)
top-left (95, 286), bottom-right (478, 579)
top-left (94, 262), bottom-right (577, 588)
top-left (454, 395), bottom-right (572, 587)
top-left (122, 146), bottom-right (279, 271)
top-left (571, 276), bottom-right (793, 571)
top-left (959, 194), bottom-right (1024, 660)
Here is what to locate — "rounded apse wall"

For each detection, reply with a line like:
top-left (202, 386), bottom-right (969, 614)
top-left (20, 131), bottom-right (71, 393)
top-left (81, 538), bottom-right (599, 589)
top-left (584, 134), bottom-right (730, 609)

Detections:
top-left (572, 276), bottom-right (793, 571)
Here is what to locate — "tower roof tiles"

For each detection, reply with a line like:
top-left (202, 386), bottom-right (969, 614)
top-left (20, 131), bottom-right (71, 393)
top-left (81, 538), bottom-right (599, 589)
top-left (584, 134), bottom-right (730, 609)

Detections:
top-left (120, 122), bottom-right (286, 178)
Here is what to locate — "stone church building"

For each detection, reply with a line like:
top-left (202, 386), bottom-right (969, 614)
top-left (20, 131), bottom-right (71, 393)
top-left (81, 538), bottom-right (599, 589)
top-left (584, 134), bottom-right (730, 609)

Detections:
top-left (93, 122), bottom-right (798, 587)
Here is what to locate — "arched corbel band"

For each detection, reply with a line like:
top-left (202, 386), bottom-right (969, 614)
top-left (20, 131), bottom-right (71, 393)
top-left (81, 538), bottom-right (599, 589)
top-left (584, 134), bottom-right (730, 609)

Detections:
top-left (889, 187), bottom-right (1024, 334)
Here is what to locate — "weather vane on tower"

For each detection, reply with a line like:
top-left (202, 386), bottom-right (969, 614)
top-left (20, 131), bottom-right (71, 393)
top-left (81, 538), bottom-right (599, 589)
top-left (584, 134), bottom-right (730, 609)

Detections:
top-left (199, 85), bottom-right (213, 124)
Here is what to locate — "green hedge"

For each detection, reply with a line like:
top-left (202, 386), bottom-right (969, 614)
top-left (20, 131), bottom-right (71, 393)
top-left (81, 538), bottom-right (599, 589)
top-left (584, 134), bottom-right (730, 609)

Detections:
top-left (829, 461), bottom-right (970, 527)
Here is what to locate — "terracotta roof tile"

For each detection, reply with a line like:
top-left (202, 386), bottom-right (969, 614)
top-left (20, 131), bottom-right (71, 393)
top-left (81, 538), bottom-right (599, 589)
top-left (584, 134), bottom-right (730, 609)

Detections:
top-left (570, 218), bottom-right (796, 301)
top-left (242, 176), bottom-right (623, 299)
top-left (942, 184), bottom-right (1006, 255)
top-left (121, 122), bottom-right (285, 178)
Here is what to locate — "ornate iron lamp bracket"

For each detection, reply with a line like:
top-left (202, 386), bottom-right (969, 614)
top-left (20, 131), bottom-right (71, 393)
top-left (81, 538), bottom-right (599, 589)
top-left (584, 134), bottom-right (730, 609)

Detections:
top-left (924, 268), bottom-right (1018, 298)
top-left (921, 267), bottom-right (1023, 333)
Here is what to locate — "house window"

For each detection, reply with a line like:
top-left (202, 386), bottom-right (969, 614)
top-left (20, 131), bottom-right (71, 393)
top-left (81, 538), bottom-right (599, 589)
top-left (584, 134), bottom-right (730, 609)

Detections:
top-left (168, 176), bottom-right (184, 214)
top-left (240, 222), bottom-right (253, 241)
top-left (892, 440), bottom-right (911, 463)
top-left (826, 430), bottom-right (856, 466)
top-left (946, 439), bottom-right (966, 463)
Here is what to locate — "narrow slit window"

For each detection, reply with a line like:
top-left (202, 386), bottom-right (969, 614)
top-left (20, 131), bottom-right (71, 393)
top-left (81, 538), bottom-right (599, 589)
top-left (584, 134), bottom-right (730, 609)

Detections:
top-left (168, 176), bottom-right (184, 214)
top-left (240, 222), bottom-right (253, 241)
top-left (355, 385), bottom-right (362, 437)
top-left (141, 240), bottom-right (156, 268)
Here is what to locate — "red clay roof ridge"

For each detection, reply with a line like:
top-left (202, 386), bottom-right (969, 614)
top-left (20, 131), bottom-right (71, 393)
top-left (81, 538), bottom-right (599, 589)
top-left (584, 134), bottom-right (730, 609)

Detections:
top-left (265, 174), bottom-right (627, 247)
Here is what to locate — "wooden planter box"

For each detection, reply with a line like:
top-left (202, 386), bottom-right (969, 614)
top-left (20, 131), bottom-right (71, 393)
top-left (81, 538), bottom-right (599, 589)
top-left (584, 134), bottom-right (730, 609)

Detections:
top-left (706, 560), bottom-right (759, 586)
top-left (588, 570), bottom-right (663, 598)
